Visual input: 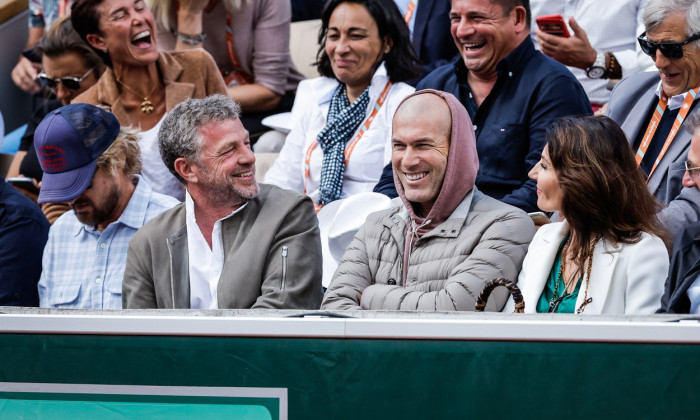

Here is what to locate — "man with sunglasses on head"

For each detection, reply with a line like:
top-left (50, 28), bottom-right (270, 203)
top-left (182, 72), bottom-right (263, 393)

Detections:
top-left (607, 0), bottom-right (700, 237)
top-left (35, 103), bottom-right (178, 309)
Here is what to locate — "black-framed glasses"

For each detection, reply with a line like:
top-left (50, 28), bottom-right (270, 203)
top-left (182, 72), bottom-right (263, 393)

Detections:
top-left (685, 161), bottom-right (700, 178)
top-left (638, 31), bottom-right (700, 60)
top-left (38, 68), bottom-right (94, 91)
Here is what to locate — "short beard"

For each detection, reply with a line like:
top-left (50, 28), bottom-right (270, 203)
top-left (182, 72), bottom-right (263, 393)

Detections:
top-left (72, 183), bottom-right (120, 227)
top-left (198, 167), bottom-right (260, 208)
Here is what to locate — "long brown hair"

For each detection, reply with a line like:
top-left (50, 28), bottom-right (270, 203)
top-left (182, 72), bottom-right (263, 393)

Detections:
top-left (546, 115), bottom-right (669, 271)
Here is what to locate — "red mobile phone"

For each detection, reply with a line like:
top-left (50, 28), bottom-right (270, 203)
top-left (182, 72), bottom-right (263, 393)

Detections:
top-left (535, 14), bottom-right (570, 37)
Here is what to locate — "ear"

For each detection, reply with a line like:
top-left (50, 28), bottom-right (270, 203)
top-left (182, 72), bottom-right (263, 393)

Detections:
top-left (383, 36), bottom-right (393, 54)
top-left (174, 157), bottom-right (198, 184)
top-left (512, 6), bottom-right (528, 34)
top-left (86, 33), bottom-right (107, 52)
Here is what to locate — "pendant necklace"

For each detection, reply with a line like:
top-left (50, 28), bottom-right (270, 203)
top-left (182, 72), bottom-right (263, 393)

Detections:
top-left (116, 78), bottom-right (159, 114)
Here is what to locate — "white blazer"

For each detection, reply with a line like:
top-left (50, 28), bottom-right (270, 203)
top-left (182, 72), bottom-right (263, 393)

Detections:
top-left (504, 221), bottom-right (669, 314)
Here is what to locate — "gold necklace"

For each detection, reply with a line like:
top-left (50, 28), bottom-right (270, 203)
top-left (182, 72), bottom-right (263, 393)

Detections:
top-left (116, 78), bottom-right (159, 114)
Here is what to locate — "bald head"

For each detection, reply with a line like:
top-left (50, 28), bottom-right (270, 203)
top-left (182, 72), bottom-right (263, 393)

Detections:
top-left (393, 93), bottom-right (452, 140)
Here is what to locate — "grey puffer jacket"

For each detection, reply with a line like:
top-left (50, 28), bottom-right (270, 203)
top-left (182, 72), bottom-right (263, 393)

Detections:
top-left (321, 188), bottom-right (535, 311)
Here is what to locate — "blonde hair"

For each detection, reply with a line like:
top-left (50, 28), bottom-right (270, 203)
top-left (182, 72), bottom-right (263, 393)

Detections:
top-left (148, 0), bottom-right (247, 31)
top-left (97, 126), bottom-right (142, 178)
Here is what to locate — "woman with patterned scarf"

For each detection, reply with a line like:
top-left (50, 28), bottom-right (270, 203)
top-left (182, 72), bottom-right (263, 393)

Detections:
top-left (264, 0), bottom-right (420, 209)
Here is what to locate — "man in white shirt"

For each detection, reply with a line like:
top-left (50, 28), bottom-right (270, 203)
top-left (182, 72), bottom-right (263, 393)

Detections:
top-left (531, 0), bottom-right (653, 107)
top-left (122, 95), bottom-right (322, 309)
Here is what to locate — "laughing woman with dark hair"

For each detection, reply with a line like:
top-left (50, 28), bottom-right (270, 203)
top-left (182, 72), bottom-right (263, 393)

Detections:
top-left (70, 0), bottom-right (226, 200)
top-left (504, 116), bottom-right (670, 314)
top-left (264, 0), bottom-right (420, 209)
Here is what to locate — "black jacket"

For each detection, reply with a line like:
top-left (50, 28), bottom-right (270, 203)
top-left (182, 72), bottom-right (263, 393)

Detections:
top-left (658, 222), bottom-right (700, 313)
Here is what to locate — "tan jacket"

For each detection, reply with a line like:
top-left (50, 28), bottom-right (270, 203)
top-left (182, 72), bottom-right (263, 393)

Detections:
top-left (122, 184), bottom-right (323, 309)
top-left (73, 49), bottom-right (226, 124)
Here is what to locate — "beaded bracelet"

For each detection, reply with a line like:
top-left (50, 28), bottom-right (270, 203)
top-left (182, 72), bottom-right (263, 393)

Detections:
top-left (176, 31), bottom-right (206, 45)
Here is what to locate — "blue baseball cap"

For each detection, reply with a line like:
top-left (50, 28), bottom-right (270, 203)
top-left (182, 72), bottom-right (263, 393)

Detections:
top-left (34, 103), bottom-right (120, 204)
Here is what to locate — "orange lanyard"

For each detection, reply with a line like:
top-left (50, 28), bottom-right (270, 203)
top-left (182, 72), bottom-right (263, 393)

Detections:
top-left (58, 0), bottom-right (70, 17)
top-left (303, 81), bottom-right (394, 209)
top-left (403, 0), bottom-right (418, 24)
top-left (636, 87), bottom-right (699, 181)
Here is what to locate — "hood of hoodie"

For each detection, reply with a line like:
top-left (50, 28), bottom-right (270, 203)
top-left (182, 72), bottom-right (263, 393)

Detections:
top-left (393, 89), bottom-right (479, 238)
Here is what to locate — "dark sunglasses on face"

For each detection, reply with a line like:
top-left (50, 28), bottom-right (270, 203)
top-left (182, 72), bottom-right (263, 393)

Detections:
top-left (638, 31), bottom-right (700, 60)
top-left (37, 67), bottom-right (94, 91)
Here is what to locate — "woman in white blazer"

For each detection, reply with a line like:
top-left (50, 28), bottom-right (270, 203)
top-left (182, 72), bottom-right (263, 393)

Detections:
top-left (504, 116), bottom-right (670, 314)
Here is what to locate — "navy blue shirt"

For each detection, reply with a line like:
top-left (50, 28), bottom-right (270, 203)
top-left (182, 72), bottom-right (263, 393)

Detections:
top-left (375, 37), bottom-right (591, 212)
top-left (0, 176), bottom-right (49, 306)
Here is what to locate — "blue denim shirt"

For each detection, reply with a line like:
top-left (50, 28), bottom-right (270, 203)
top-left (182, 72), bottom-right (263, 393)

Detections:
top-left (377, 36), bottom-right (591, 212)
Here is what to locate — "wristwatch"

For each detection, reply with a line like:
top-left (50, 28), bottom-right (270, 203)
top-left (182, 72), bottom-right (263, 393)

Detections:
top-left (586, 52), bottom-right (606, 79)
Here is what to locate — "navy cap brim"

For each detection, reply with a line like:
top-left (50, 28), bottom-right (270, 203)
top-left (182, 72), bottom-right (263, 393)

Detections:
top-left (37, 159), bottom-right (97, 204)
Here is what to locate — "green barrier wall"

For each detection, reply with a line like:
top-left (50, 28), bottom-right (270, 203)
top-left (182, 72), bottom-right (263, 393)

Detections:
top-left (1, 333), bottom-right (699, 419)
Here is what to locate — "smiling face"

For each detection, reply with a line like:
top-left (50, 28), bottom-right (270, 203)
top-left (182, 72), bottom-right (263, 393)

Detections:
top-left (449, 0), bottom-right (526, 80)
top-left (529, 145), bottom-right (563, 213)
top-left (42, 52), bottom-right (99, 105)
top-left (190, 118), bottom-right (258, 209)
top-left (325, 2), bottom-right (390, 93)
top-left (86, 0), bottom-right (158, 68)
top-left (392, 96), bottom-right (452, 216)
top-left (647, 12), bottom-right (700, 97)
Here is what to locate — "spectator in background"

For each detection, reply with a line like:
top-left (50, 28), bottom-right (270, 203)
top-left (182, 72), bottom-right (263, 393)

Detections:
top-left (606, 0), bottom-right (700, 236)
top-left (123, 95), bottom-right (322, 309)
top-left (505, 116), bottom-right (669, 314)
top-left (10, 0), bottom-right (75, 94)
top-left (394, 0), bottom-right (457, 81)
top-left (264, 0), bottom-right (418, 209)
top-left (659, 110), bottom-right (700, 314)
top-left (531, 0), bottom-right (653, 110)
top-left (7, 15), bottom-right (105, 221)
top-left (71, 0), bottom-right (227, 201)
top-left (291, 0), bottom-right (327, 22)
top-left (374, 0), bottom-right (591, 213)
top-left (148, 0), bottom-right (304, 138)
top-left (0, 175), bottom-right (50, 306)
top-left (37, 104), bottom-right (177, 308)
top-left (322, 90), bottom-right (534, 311)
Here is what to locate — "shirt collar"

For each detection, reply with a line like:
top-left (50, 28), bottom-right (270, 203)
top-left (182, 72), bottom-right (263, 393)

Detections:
top-left (72, 175), bottom-right (149, 236)
top-left (655, 81), bottom-right (695, 111)
top-left (184, 190), bottom-right (247, 224)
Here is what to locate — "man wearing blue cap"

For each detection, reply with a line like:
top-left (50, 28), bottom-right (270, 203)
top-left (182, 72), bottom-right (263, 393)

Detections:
top-left (36, 103), bottom-right (178, 309)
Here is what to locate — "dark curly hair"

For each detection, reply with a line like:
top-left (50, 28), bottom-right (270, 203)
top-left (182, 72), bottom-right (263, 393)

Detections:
top-left (546, 115), bottom-right (669, 274)
top-left (315, 0), bottom-right (421, 83)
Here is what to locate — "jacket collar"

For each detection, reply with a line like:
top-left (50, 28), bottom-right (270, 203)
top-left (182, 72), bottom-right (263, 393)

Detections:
top-left (94, 52), bottom-right (196, 124)
top-left (454, 35), bottom-right (535, 82)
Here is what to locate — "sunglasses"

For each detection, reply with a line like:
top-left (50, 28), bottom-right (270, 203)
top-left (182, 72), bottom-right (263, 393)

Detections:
top-left (638, 31), bottom-right (700, 60)
top-left (38, 68), bottom-right (94, 91)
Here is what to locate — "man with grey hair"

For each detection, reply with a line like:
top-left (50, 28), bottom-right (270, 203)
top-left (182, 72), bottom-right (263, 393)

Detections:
top-left (607, 0), bottom-right (700, 236)
top-left (659, 109), bottom-right (700, 313)
top-left (122, 95), bottom-right (323, 309)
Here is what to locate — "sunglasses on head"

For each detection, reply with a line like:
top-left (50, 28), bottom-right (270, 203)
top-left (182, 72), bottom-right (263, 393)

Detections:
top-left (38, 68), bottom-right (94, 91)
top-left (638, 31), bottom-right (700, 60)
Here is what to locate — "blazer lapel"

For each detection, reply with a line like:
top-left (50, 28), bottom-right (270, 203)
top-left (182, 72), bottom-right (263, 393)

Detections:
top-left (575, 240), bottom-right (622, 314)
top-left (621, 85), bottom-right (657, 147)
top-left (157, 52), bottom-right (196, 113)
top-left (167, 225), bottom-right (191, 309)
top-left (522, 223), bottom-right (570, 312)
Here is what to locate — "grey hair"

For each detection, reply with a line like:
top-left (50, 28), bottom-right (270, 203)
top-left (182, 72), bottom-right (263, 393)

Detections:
top-left (643, 0), bottom-right (700, 48)
top-left (158, 94), bottom-right (242, 184)
top-left (686, 109), bottom-right (700, 135)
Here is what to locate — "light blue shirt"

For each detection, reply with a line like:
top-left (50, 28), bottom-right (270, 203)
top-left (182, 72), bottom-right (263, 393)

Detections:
top-left (38, 176), bottom-right (179, 309)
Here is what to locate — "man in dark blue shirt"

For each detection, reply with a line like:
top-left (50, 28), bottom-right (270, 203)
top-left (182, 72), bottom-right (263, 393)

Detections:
top-left (375, 0), bottom-right (591, 213)
top-left (0, 176), bottom-right (49, 306)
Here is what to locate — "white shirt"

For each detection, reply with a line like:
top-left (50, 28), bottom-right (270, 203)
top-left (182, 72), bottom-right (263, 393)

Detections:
top-left (138, 116), bottom-right (185, 201)
top-left (185, 191), bottom-right (247, 309)
top-left (530, 0), bottom-right (654, 103)
top-left (264, 64), bottom-right (414, 203)
top-left (655, 81), bottom-right (693, 111)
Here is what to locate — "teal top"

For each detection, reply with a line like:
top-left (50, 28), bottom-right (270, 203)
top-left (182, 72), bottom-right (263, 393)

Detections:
top-left (536, 236), bottom-right (583, 313)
